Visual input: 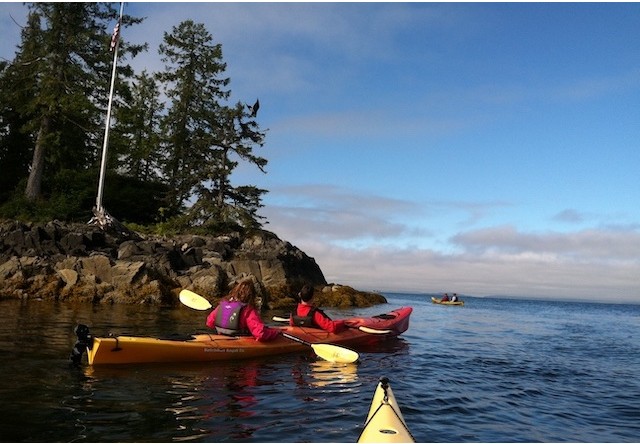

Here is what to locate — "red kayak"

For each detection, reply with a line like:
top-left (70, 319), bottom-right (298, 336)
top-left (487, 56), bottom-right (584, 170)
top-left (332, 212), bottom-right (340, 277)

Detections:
top-left (72, 306), bottom-right (413, 365)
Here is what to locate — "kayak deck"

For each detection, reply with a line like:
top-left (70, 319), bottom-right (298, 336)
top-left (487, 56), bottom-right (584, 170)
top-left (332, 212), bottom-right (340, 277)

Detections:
top-left (76, 306), bottom-right (412, 365)
top-left (358, 377), bottom-right (415, 443)
top-left (86, 333), bottom-right (305, 365)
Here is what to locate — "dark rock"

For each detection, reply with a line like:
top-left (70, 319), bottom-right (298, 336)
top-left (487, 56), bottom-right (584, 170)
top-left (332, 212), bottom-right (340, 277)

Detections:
top-left (0, 219), bottom-right (386, 309)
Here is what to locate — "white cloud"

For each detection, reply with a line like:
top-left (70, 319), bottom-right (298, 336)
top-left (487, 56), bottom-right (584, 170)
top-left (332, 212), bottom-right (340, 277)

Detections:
top-left (553, 209), bottom-right (585, 224)
top-left (283, 239), bottom-right (639, 303)
top-left (261, 186), bottom-right (640, 303)
top-left (451, 225), bottom-right (640, 262)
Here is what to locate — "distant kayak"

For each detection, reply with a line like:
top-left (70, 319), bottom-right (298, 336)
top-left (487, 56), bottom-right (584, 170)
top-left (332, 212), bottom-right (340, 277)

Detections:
top-left (358, 377), bottom-right (415, 443)
top-left (431, 296), bottom-right (464, 306)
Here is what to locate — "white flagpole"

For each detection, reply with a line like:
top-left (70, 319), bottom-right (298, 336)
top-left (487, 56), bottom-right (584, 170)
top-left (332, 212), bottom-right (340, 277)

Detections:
top-left (94, 2), bottom-right (124, 223)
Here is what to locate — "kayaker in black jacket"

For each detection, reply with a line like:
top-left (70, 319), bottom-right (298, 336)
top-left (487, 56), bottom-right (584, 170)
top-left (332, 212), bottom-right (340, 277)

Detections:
top-left (291, 284), bottom-right (346, 333)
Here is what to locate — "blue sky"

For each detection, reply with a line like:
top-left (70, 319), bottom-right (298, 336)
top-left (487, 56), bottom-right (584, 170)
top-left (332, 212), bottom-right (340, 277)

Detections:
top-left (2, 2), bottom-right (639, 302)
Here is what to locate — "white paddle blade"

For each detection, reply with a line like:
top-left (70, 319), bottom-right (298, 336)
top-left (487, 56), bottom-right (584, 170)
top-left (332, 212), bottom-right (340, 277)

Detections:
top-left (275, 317), bottom-right (390, 335)
top-left (311, 343), bottom-right (359, 364)
top-left (179, 289), bottom-right (212, 311)
top-left (358, 326), bottom-right (392, 335)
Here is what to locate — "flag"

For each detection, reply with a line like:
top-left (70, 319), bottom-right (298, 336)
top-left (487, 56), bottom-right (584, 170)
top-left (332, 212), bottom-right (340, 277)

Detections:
top-left (109, 20), bottom-right (120, 52)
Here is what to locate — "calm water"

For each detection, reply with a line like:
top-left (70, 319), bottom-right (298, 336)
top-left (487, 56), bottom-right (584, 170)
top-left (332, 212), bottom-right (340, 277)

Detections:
top-left (0, 293), bottom-right (638, 442)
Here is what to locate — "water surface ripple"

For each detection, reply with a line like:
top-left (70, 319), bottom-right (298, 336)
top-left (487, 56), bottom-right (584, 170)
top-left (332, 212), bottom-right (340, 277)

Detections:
top-left (0, 294), bottom-right (638, 442)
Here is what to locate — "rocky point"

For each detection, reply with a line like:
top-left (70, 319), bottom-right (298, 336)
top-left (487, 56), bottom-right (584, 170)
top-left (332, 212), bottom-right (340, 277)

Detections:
top-left (0, 219), bottom-right (386, 310)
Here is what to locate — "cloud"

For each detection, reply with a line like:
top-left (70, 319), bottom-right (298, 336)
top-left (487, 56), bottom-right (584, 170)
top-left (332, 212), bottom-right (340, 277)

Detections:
top-left (553, 209), bottom-right (585, 224)
top-left (305, 243), bottom-right (639, 302)
top-left (262, 184), bottom-right (428, 245)
top-left (279, 231), bottom-right (640, 303)
top-left (451, 225), bottom-right (640, 262)
top-left (261, 186), bottom-right (640, 302)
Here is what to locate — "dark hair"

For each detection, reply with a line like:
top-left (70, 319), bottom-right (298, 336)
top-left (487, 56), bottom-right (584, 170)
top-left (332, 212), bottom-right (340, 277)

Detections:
top-left (227, 280), bottom-right (257, 305)
top-left (298, 284), bottom-right (314, 302)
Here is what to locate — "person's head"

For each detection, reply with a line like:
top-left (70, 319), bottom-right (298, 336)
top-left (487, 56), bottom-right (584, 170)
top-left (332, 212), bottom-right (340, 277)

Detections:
top-left (227, 280), bottom-right (257, 305)
top-left (298, 284), bottom-right (314, 302)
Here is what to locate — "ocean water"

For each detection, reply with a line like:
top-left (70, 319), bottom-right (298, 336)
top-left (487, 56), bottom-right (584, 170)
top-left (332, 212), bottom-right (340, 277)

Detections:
top-left (0, 293), bottom-right (638, 442)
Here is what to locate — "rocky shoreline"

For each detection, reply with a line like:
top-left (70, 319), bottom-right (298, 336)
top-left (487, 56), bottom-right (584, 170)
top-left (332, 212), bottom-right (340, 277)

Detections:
top-left (0, 219), bottom-right (386, 310)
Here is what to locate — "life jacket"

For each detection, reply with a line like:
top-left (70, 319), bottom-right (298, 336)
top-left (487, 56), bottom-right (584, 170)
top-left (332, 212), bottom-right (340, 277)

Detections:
top-left (214, 301), bottom-right (249, 336)
top-left (291, 307), bottom-right (318, 327)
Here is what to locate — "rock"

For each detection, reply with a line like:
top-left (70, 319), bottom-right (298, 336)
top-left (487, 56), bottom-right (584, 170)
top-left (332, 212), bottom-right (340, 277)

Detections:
top-left (58, 269), bottom-right (78, 288)
top-left (0, 219), bottom-right (386, 309)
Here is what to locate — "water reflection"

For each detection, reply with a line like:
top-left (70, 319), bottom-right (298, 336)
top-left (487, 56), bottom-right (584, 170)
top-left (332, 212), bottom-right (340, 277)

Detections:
top-left (308, 360), bottom-right (359, 387)
top-left (356, 337), bottom-right (410, 355)
top-left (79, 360), bottom-right (275, 441)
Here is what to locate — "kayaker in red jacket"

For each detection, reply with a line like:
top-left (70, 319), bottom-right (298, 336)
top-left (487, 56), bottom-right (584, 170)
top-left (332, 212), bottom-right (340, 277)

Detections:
top-left (206, 280), bottom-right (281, 342)
top-left (291, 284), bottom-right (346, 333)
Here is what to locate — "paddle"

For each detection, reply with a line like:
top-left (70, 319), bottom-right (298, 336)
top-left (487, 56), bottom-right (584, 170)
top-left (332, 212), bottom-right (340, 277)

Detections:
top-left (272, 316), bottom-right (392, 335)
top-left (179, 289), bottom-right (213, 310)
top-left (280, 332), bottom-right (359, 363)
top-left (178, 289), bottom-right (359, 364)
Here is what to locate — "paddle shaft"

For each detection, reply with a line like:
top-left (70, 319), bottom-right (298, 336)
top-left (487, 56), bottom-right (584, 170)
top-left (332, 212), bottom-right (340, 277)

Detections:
top-left (272, 316), bottom-right (391, 335)
top-left (281, 332), bottom-right (312, 346)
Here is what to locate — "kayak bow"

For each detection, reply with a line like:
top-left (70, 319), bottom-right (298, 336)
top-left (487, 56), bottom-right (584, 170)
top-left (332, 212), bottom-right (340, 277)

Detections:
top-left (358, 377), bottom-right (415, 443)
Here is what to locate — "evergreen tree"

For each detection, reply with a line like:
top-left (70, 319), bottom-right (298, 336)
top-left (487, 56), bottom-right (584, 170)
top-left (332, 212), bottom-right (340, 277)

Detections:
top-left (1, 9), bottom-right (270, 229)
top-left (0, 62), bottom-right (32, 203)
top-left (156, 20), bottom-right (231, 216)
top-left (0, 3), bottom-right (144, 202)
top-left (188, 101), bottom-right (268, 229)
top-left (113, 70), bottom-right (164, 182)
top-left (157, 20), bottom-right (268, 230)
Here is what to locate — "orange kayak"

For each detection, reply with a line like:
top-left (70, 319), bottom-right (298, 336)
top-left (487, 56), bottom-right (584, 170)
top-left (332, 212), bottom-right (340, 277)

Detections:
top-left (72, 306), bottom-right (413, 365)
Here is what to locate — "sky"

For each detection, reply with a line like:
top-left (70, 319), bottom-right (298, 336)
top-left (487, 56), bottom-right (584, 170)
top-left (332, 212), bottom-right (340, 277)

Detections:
top-left (1, 2), bottom-right (639, 303)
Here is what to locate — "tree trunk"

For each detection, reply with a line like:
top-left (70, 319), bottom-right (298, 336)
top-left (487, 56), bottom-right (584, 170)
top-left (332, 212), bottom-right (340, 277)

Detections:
top-left (217, 147), bottom-right (228, 208)
top-left (25, 115), bottom-right (51, 201)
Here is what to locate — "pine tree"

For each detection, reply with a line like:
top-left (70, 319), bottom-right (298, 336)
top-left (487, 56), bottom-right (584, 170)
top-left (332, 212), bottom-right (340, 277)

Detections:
top-left (157, 20), bottom-right (268, 231)
top-left (113, 70), bottom-right (165, 182)
top-left (157, 20), bottom-right (231, 216)
top-left (0, 3), bottom-right (144, 202)
top-left (189, 101), bottom-right (268, 229)
top-left (0, 61), bottom-right (32, 203)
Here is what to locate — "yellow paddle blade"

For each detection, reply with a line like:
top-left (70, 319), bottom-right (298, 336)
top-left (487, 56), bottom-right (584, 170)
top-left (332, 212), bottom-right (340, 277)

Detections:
top-left (179, 289), bottom-right (212, 311)
top-left (311, 343), bottom-right (359, 364)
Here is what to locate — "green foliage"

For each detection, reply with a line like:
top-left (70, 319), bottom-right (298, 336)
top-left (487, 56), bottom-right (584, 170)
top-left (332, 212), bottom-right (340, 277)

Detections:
top-left (0, 169), bottom-right (171, 224)
top-left (112, 70), bottom-right (165, 182)
top-left (102, 174), bottom-right (174, 224)
top-left (0, 3), bottom-right (145, 203)
top-left (157, 20), bottom-right (231, 214)
top-left (0, 170), bottom-right (93, 222)
top-left (0, 11), bottom-right (269, 233)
